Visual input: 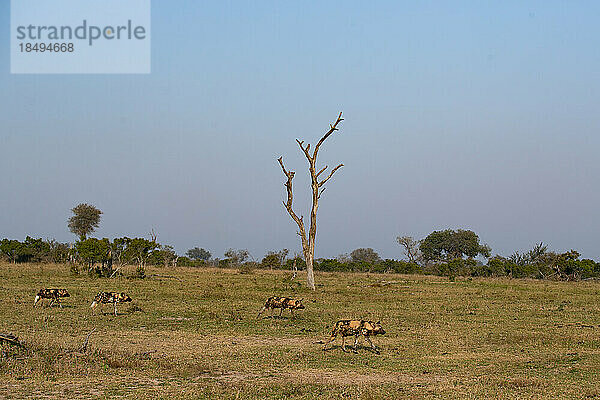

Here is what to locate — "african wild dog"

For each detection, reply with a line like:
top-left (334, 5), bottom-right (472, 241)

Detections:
top-left (33, 288), bottom-right (70, 308)
top-left (322, 320), bottom-right (386, 354)
top-left (90, 292), bottom-right (132, 316)
top-left (257, 296), bottom-right (305, 318)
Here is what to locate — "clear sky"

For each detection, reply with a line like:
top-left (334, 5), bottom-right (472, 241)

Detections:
top-left (1, 1), bottom-right (599, 260)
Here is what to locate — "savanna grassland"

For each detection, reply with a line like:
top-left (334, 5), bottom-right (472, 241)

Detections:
top-left (1, 263), bottom-right (600, 399)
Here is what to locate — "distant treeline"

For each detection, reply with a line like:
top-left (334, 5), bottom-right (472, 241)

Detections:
top-left (179, 253), bottom-right (600, 281)
top-left (2, 233), bottom-right (600, 281)
top-left (312, 253), bottom-right (600, 281)
top-left (0, 237), bottom-right (70, 264)
top-left (0, 237), bottom-right (176, 278)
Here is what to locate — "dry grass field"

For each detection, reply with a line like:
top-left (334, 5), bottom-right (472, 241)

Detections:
top-left (1, 262), bottom-right (600, 399)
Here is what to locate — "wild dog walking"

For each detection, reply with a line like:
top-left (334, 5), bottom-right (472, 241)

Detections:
top-left (90, 292), bottom-right (132, 316)
top-left (257, 296), bottom-right (305, 318)
top-left (33, 288), bottom-right (70, 308)
top-left (322, 320), bottom-right (386, 354)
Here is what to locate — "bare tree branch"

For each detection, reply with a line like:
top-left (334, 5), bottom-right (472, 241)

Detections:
top-left (79, 328), bottom-right (96, 353)
top-left (295, 140), bottom-right (312, 161)
top-left (317, 187), bottom-right (326, 200)
top-left (313, 112), bottom-right (344, 158)
top-left (316, 165), bottom-right (328, 177)
top-left (278, 157), bottom-right (306, 237)
top-left (278, 156), bottom-right (289, 175)
top-left (318, 163), bottom-right (344, 187)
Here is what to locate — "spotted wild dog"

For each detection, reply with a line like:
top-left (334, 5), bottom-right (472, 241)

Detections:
top-left (33, 288), bottom-right (70, 308)
top-left (257, 296), bottom-right (305, 318)
top-left (322, 320), bottom-right (386, 354)
top-left (90, 292), bottom-right (132, 316)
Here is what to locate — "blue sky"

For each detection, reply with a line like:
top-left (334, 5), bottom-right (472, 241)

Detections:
top-left (1, 1), bottom-right (599, 260)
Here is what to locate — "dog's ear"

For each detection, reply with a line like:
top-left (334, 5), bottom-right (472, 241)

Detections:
top-left (299, 298), bottom-right (304, 302)
top-left (376, 320), bottom-right (381, 324)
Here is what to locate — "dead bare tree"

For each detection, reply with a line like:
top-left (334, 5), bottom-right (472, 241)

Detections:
top-left (277, 112), bottom-right (345, 290)
top-left (396, 235), bottom-right (422, 264)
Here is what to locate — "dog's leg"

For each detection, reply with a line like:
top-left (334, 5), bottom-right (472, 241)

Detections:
top-left (352, 335), bottom-right (360, 353)
top-left (322, 333), bottom-right (336, 351)
top-left (341, 336), bottom-right (349, 353)
top-left (366, 336), bottom-right (380, 354)
top-left (257, 306), bottom-right (266, 318)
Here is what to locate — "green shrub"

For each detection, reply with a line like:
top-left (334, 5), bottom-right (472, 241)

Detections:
top-left (131, 266), bottom-right (146, 279)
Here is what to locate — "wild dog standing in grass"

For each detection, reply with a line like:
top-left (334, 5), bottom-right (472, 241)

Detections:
top-left (322, 320), bottom-right (386, 354)
top-left (257, 296), bottom-right (305, 318)
top-left (90, 292), bottom-right (132, 316)
top-left (33, 288), bottom-right (70, 308)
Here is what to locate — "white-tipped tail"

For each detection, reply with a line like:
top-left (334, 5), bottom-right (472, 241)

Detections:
top-left (90, 301), bottom-right (98, 309)
top-left (34, 295), bottom-right (40, 307)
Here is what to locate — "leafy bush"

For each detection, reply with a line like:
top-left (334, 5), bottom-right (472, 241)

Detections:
top-left (314, 258), bottom-right (420, 274)
top-left (147, 245), bottom-right (177, 267)
top-left (350, 248), bottom-right (381, 264)
top-left (261, 249), bottom-right (289, 270)
top-left (238, 262), bottom-right (257, 274)
top-left (284, 257), bottom-right (306, 271)
top-left (186, 247), bottom-right (211, 261)
top-left (379, 259), bottom-right (422, 274)
top-left (0, 237), bottom-right (71, 264)
top-left (131, 265), bottom-right (146, 279)
top-left (420, 229), bottom-right (490, 262)
top-left (223, 249), bottom-right (250, 267)
top-left (177, 256), bottom-right (209, 268)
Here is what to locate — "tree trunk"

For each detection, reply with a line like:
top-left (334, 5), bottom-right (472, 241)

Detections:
top-left (302, 235), bottom-right (316, 290)
top-left (295, 228), bottom-right (314, 290)
top-left (305, 254), bottom-right (315, 290)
